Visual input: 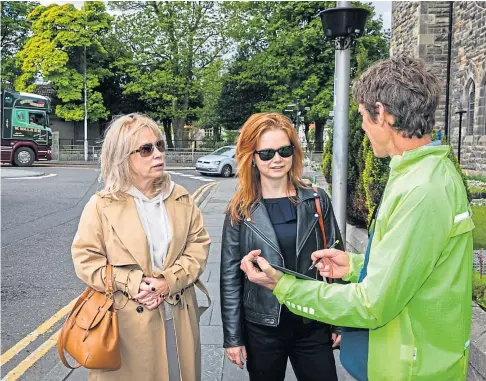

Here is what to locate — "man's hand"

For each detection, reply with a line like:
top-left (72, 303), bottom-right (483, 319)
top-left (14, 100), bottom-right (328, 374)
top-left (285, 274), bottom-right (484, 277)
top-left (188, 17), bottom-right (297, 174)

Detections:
top-left (311, 248), bottom-right (350, 279)
top-left (226, 346), bottom-right (247, 369)
top-left (332, 333), bottom-right (341, 348)
top-left (240, 249), bottom-right (283, 290)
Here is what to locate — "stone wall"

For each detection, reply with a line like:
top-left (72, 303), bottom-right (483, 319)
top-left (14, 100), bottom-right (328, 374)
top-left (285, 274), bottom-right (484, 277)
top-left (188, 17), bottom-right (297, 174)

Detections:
top-left (391, 1), bottom-right (486, 172)
top-left (449, 1), bottom-right (486, 170)
top-left (391, 2), bottom-right (450, 131)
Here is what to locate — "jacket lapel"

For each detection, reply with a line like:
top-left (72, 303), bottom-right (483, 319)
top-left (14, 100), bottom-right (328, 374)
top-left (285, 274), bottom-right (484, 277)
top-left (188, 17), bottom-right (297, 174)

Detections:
top-left (249, 202), bottom-right (283, 258)
top-left (163, 185), bottom-right (191, 269)
top-left (102, 197), bottom-right (152, 274)
top-left (296, 187), bottom-right (319, 257)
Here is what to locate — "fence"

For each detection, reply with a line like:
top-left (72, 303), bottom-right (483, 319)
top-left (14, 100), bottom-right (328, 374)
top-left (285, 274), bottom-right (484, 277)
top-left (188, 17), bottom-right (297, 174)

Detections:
top-left (473, 249), bottom-right (486, 275)
top-left (55, 145), bottom-right (224, 164)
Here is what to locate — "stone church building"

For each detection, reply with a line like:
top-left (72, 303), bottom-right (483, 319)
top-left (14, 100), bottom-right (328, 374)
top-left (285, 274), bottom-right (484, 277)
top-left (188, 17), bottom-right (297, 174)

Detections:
top-left (391, 1), bottom-right (486, 171)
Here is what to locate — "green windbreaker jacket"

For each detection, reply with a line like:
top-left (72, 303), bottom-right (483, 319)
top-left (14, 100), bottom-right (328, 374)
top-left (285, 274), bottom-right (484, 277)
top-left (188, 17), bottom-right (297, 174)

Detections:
top-left (273, 145), bottom-right (475, 380)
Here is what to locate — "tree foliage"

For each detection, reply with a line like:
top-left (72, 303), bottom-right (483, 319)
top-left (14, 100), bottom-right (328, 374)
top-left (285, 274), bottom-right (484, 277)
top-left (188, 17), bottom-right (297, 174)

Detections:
top-left (0, 1), bottom-right (38, 86)
top-left (109, 1), bottom-right (239, 147)
top-left (15, 2), bottom-right (112, 121)
top-left (217, 1), bottom-right (337, 133)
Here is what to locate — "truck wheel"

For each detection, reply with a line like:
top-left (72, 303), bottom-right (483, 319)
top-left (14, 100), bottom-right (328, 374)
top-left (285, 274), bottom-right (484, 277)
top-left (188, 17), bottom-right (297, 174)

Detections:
top-left (13, 147), bottom-right (35, 167)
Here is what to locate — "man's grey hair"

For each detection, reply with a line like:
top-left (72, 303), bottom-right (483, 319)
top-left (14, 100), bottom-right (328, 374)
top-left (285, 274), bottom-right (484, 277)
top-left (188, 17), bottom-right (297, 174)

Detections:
top-left (352, 55), bottom-right (441, 138)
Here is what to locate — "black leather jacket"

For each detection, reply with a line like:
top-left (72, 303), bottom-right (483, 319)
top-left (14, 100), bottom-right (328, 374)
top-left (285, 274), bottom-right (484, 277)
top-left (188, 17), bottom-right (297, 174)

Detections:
top-left (220, 186), bottom-right (345, 348)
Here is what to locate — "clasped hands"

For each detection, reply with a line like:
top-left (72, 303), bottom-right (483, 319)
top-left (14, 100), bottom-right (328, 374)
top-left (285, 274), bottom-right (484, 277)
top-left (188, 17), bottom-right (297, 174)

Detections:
top-left (133, 276), bottom-right (169, 310)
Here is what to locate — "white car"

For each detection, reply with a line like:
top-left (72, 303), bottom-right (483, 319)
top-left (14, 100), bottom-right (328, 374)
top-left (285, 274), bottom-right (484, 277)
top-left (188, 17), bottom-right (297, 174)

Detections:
top-left (196, 145), bottom-right (237, 177)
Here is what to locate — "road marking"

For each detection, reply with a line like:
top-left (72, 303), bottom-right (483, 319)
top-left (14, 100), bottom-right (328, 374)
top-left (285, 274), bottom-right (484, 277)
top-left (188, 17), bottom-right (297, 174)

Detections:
top-left (1, 329), bottom-right (60, 381)
top-left (1, 298), bottom-right (77, 366)
top-left (3, 173), bottom-right (58, 180)
top-left (0, 184), bottom-right (217, 379)
top-left (192, 182), bottom-right (216, 202)
top-left (165, 171), bottom-right (216, 182)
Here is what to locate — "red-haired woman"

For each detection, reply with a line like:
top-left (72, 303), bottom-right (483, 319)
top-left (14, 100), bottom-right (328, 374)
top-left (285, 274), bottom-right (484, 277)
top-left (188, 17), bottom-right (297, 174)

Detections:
top-left (220, 113), bottom-right (344, 381)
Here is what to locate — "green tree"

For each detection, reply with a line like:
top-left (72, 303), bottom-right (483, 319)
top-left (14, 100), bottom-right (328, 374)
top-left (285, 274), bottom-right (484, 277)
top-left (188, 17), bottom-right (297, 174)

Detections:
top-left (0, 1), bottom-right (38, 86)
top-left (110, 1), bottom-right (239, 148)
top-left (216, 1), bottom-right (337, 141)
top-left (16, 2), bottom-right (112, 122)
top-left (195, 59), bottom-right (223, 137)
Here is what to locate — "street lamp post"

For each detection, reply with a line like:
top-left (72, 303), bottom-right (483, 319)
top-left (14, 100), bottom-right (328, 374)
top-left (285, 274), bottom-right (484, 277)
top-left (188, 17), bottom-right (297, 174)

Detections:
top-left (318, 3), bottom-right (369, 244)
top-left (84, 44), bottom-right (88, 162)
top-left (455, 98), bottom-right (467, 164)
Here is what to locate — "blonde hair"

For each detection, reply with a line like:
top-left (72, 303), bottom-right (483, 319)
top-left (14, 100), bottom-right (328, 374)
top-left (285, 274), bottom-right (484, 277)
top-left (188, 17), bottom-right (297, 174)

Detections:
top-left (98, 113), bottom-right (170, 199)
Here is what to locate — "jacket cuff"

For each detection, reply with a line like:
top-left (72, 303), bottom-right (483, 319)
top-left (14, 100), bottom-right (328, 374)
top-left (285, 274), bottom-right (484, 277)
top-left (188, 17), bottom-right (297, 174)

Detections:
top-left (113, 267), bottom-right (143, 298)
top-left (342, 252), bottom-right (364, 283)
top-left (223, 337), bottom-right (245, 348)
top-left (161, 265), bottom-right (184, 295)
top-left (273, 274), bottom-right (297, 304)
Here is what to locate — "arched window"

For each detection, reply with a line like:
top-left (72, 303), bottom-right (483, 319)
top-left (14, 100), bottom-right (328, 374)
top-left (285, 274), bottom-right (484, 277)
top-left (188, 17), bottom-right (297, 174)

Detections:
top-left (467, 82), bottom-right (475, 135)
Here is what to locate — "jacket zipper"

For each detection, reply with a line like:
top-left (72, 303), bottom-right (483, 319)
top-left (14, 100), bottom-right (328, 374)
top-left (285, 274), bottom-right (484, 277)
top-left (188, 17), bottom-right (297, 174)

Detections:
top-left (243, 220), bottom-right (284, 324)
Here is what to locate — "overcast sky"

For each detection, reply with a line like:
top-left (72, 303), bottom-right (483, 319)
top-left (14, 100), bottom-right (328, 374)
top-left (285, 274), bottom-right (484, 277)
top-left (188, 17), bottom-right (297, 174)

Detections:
top-left (371, 1), bottom-right (392, 30)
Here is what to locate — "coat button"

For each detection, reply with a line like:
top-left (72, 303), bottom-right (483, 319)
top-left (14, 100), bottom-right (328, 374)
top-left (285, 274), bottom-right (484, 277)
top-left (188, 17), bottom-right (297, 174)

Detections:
top-left (136, 306), bottom-right (144, 313)
top-left (175, 294), bottom-right (180, 301)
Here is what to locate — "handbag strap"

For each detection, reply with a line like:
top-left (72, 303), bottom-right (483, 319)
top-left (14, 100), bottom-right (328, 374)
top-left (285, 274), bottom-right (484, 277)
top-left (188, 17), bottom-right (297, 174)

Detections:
top-left (312, 187), bottom-right (332, 284)
top-left (105, 264), bottom-right (114, 296)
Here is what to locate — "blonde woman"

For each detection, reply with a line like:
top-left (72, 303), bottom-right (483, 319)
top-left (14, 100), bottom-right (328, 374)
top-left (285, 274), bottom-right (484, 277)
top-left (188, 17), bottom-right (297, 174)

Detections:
top-left (72, 113), bottom-right (210, 381)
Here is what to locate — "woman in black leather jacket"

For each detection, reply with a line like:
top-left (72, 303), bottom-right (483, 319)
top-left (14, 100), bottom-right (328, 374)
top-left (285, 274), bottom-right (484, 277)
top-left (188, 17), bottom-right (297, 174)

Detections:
top-left (220, 113), bottom-right (345, 381)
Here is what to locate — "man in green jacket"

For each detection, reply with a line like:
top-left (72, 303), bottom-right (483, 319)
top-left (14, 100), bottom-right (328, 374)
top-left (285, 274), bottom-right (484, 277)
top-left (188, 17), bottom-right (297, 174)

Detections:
top-left (240, 55), bottom-right (474, 381)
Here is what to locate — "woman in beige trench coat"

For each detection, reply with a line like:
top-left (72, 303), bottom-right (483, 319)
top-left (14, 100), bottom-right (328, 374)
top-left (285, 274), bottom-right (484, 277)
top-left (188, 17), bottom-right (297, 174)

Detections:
top-left (72, 113), bottom-right (210, 381)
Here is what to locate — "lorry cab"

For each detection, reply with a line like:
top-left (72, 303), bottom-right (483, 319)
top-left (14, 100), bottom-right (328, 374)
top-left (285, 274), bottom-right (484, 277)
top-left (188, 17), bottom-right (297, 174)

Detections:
top-left (1, 90), bottom-right (53, 166)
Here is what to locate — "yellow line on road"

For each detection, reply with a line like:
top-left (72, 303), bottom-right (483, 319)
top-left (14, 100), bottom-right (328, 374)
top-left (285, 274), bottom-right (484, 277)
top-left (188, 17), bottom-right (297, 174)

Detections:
top-left (1, 298), bottom-right (76, 366)
top-left (1, 329), bottom-right (61, 381)
top-left (193, 182), bottom-right (217, 203)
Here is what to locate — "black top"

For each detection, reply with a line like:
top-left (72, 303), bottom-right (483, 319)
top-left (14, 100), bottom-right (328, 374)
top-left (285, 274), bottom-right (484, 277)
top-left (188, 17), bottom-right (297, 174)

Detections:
top-left (263, 197), bottom-right (298, 271)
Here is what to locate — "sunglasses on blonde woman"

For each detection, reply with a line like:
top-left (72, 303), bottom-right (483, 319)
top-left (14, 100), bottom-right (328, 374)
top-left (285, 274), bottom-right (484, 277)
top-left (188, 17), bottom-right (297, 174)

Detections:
top-left (130, 140), bottom-right (165, 157)
top-left (254, 144), bottom-right (293, 161)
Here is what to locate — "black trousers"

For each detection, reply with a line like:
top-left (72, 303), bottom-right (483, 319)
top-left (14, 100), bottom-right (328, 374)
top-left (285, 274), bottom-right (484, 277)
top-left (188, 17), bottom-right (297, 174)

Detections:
top-left (244, 307), bottom-right (338, 381)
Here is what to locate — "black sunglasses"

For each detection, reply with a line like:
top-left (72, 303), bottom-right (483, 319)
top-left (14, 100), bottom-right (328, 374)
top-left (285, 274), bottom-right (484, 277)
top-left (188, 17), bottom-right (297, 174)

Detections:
top-left (130, 139), bottom-right (165, 157)
top-left (254, 145), bottom-right (294, 161)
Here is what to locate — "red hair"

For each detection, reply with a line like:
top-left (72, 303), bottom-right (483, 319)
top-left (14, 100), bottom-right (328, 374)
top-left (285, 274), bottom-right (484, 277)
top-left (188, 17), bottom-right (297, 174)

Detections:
top-left (227, 113), bottom-right (307, 224)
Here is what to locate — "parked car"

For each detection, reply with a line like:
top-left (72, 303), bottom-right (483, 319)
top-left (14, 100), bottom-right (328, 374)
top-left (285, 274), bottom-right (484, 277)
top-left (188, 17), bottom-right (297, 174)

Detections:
top-left (196, 145), bottom-right (236, 177)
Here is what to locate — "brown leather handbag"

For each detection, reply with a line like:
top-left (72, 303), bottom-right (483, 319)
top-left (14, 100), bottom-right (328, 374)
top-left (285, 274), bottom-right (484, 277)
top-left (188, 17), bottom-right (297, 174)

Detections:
top-left (57, 264), bottom-right (121, 370)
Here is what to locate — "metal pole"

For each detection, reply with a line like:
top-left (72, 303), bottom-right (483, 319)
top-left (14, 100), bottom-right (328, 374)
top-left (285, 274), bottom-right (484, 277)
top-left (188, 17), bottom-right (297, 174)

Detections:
top-left (331, 0), bottom-right (351, 246)
top-left (457, 112), bottom-right (463, 164)
top-left (83, 44), bottom-right (88, 161)
top-left (444, 1), bottom-right (454, 143)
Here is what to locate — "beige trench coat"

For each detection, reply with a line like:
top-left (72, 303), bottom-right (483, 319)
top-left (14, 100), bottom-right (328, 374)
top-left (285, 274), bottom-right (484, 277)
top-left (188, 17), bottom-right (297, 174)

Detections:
top-left (71, 184), bottom-right (210, 381)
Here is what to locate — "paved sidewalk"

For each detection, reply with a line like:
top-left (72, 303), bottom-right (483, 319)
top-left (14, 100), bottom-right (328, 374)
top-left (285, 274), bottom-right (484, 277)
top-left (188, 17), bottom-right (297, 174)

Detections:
top-left (61, 178), bottom-right (352, 381)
